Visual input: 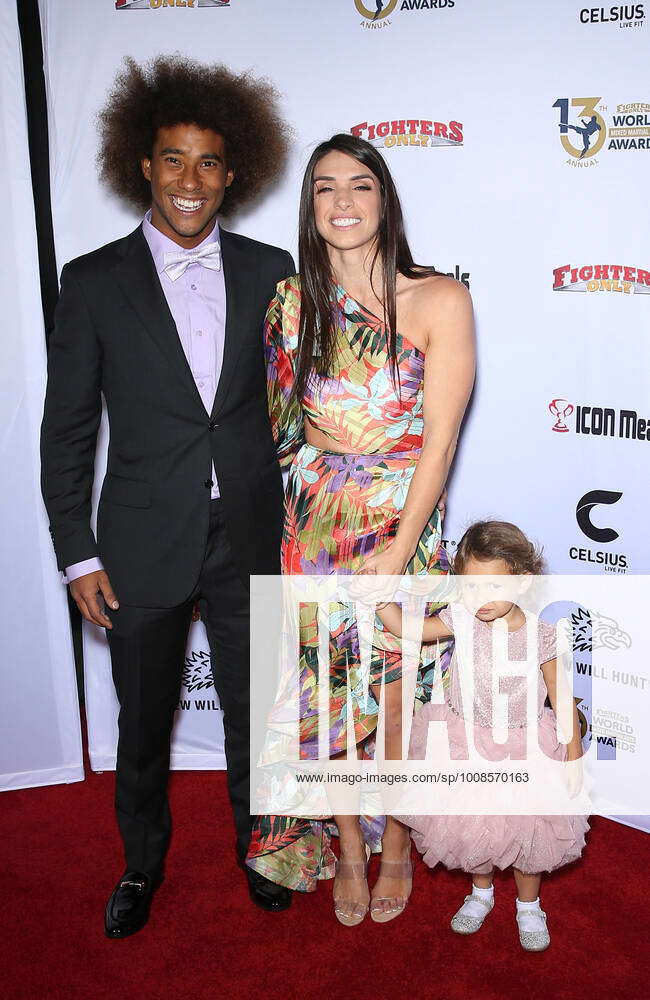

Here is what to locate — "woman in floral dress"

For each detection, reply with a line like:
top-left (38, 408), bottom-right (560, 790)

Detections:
top-left (246, 134), bottom-right (475, 924)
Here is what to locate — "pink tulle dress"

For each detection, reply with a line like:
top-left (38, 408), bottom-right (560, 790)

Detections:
top-left (400, 606), bottom-right (589, 875)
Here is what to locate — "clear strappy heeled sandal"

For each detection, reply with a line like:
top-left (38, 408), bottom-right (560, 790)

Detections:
top-left (333, 845), bottom-right (371, 927)
top-left (370, 857), bottom-right (414, 923)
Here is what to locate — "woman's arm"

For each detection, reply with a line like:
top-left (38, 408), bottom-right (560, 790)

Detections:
top-left (264, 279), bottom-right (305, 468)
top-left (361, 278), bottom-right (475, 574)
top-left (541, 657), bottom-right (583, 760)
top-left (377, 603), bottom-right (453, 641)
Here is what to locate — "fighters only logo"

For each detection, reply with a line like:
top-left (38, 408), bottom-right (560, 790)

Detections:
top-left (351, 118), bottom-right (463, 148)
top-left (552, 263), bottom-right (650, 294)
top-left (116, 0), bottom-right (229, 9)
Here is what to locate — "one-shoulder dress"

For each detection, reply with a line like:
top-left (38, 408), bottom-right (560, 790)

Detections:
top-left (246, 276), bottom-right (452, 891)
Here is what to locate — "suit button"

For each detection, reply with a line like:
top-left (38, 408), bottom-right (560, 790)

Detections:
top-left (204, 478), bottom-right (213, 489)
top-left (209, 421), bottom-right (218, 432)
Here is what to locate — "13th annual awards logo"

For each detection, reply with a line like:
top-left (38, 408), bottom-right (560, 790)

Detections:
top-left (355, 0), bottom-right (455, 31)
top-left (553, 96), bottom-right (650, 167)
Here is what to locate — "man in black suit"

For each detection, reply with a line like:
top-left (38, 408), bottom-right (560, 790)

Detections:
top-left (41, 56), bottom-right (294, 936)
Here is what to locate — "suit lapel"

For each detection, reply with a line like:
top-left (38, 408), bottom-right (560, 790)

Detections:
top-left (111, 226), bottom-right (206, 413)
top-left (211, 228), bottom-right (257, 418)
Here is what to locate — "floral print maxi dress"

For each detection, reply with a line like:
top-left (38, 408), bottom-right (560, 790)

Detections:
top-left (246, 276), bottom-right (451, 891)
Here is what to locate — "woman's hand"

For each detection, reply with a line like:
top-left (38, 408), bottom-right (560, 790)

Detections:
top-left (354, 543), bottom-right (411, 609)
top-left (437, 487), bottom-right (448, 520)
top-left (357, 542), bottom-right (410, 578)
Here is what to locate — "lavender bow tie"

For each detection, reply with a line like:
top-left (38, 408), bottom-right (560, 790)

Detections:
top-left (162, 241), bottom-right (222, 281)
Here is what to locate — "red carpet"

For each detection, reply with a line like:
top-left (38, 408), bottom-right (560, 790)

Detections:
top-left (2, 766), bottom-right (646, 1000)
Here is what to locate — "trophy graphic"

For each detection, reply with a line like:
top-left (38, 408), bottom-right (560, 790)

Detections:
top-left (549, 398), bottom-right (574, 432)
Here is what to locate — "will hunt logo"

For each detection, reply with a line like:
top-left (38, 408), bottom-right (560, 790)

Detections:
top-left (179, 650), bottom-right (221, 711)
top-left (548, 398), bottom-right (649, 442)
top-left (553, 263), bottom-right (650, 294)
top-left (571, 489), bottom-right (627, 572)
top-left (351, 119), bottom-right (463, 148)
top-left (116, 0), bottom-right (228, 9)
top-left (579, 4), bottom-right (645, 27)
top-left (553, 97), bottom-right (650, 166)
top-left (355, 0), bottom-right (455, 31)
top-left (182, 650), bottom-right (213, 692)
top-left (569, 607), bottom-right (631, 653)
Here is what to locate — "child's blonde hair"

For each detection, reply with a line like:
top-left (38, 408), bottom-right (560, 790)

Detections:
top-left (453, 520), bottom-right (544, 575)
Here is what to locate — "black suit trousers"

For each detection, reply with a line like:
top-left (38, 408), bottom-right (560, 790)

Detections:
top-left (107, 499), bottom-right (251, 877)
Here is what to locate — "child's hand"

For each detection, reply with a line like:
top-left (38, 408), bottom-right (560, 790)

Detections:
top-left (563, 756), bottom-right (583, 799)
top-left (376, 602), bottom-right (403, 637)
top-left (347, 567), bottom-right (400, 610)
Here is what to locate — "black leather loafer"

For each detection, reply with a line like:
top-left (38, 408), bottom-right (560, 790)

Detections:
top-left (246, 867), bottom-right (292, 912)
top-left (104, 871), bottom-right (162, 938)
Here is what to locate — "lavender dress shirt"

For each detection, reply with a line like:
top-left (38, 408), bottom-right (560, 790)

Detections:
top-left (66, 212), bottom-right (227, 583)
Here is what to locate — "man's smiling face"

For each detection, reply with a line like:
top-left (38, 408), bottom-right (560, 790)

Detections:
top-left (141, 123), bottom-right (234, 248)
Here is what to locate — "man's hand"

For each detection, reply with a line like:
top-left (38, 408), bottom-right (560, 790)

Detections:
top-left (70, 570), bottom-right (119, 629)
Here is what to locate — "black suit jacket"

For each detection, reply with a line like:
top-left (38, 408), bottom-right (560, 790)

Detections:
top-left (41, 224), bottom-right (295, 607)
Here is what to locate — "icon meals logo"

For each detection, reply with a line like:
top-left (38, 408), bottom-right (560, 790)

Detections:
top-left (115, 0), bottom-right (229, 9)
top-left (351, 118), bottom-right (463, 148)
top-left (552, 263), bottom-right (650, 294)
top-left (549, 398), bottom-right (574, 432)
top-left (548, 398), bottom-right (650, 442)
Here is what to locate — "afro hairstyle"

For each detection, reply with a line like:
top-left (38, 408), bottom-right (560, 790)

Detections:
top-left (97, 54), bottom-right (290, 216)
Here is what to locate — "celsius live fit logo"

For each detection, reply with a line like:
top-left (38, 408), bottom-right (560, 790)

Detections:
top-left (355, 0), bottom-right (455, 30)
top-left (578, 4), bottom-right (645, 27)
top-left (116, 0), bottom-right (229, 9)
top-left (571, 489), bottom-right (627, 572)
top-left (552, 263), bottom-right (650, 294)
top-left (553, 97), bottom-right (650, 167)
top-left (351, 118), bottom-right (463, 148)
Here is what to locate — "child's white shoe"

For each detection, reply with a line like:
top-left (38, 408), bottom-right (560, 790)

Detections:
top-left (516, 901), bottom-right (550, 951)
top-left (450, 889), bottom-right (494, 934)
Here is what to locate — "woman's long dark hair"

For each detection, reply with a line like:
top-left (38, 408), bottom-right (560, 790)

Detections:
top-left (294, 133), bottom-right (439, 400)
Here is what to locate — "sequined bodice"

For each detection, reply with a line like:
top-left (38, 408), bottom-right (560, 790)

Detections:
top-left (438, 605), bottom-right (557, 729)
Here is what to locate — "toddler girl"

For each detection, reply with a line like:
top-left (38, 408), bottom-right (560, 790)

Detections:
top-left (378, 520), bottom-right (588, 951)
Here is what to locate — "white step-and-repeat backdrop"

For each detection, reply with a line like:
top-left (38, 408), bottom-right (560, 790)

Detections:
top-left (0, 1), bottom-right (83, 792)
top-left (37, 0), bottom-right (648, 823)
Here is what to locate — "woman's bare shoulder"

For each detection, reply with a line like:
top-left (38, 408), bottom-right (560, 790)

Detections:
top-left (409, 271), bottom-right (472, 309)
